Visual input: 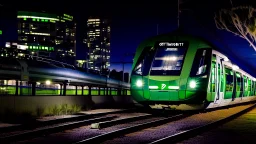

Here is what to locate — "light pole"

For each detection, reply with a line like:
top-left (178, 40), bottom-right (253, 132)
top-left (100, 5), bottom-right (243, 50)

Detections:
top-left (178, 0), bottom-right (180, 28)
top-left (177, 0), bottom-right (187, 29)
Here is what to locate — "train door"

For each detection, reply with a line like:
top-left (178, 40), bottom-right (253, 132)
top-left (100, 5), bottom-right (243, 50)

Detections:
top-left (252, 81), bottom-right (255, 96)
top-left (248, 78), bottom-right (252, 96)
top-left (243, 76), bottom-right (248, 97)
top-left (235, 72), bottom-right (242, 98)
top-left (253, 81), bottom-right (255, 96)
top-left (210, 57), bottom-right (216, 101)
top-left (211, 54), bottom-right (225, 104)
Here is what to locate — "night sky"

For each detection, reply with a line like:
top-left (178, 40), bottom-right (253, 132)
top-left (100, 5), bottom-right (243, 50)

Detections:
top-left (1, 0), bottom-right (256, 76)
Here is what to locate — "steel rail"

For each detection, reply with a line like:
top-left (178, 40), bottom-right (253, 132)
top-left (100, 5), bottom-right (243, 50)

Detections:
top-left (74, 113), bottom-right (187, 144)
top-left (149, 103), bottom-right (256, 144)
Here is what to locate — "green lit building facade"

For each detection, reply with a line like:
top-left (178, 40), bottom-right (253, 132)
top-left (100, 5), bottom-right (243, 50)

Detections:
top-left (17, 11), bottom-right (76, 64)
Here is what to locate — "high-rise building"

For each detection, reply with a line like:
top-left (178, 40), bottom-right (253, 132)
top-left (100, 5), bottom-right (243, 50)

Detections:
top-left (16, 11), bottom-right (76, 64)
top-left (87, 17), bottom-right (111, 73)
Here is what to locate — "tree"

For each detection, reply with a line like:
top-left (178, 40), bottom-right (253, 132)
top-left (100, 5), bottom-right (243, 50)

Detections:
top-left (214, 6), bottom-right (256, 51)
top-left (109, 69), bottom-right (118, 79)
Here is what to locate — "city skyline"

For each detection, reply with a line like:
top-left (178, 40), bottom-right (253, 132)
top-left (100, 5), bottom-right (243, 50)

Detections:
top-left (1, 0), bottom-right (256, 75)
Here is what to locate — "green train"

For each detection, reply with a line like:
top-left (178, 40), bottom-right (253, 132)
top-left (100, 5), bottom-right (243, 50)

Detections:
top-left (131, 32), bottom-right (256, 110)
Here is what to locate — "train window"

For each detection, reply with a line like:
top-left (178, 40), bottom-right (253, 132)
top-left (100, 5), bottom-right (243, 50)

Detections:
top-left (150, 47), bottom-right (187, 75)
top-left (244, 76), bottom-right (248, 91)
top-left (212, 54), bottom-right (216, 62)
top-left (225, 67), bottom-right (233, 92)
top-left (248, 79), bottom-right (251, 91)
top-left (132, 46), bottom-right (155, 76)
top-left (133, 63), bottom-right (142, 75)
top-left (190, 49), bottom-right (212, 77)
top-left (236, 73), bottom-right (242, 91)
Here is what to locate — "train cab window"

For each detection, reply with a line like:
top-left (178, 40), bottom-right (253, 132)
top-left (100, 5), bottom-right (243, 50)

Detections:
top-left (132, 46), bottom-right (155, 76)
top-left (190, 49), bottom-right (211, 77)
top-left (150, 47), bottom-right (187, 75)
top-left (133, 63), bottom-right (142, 75)
top-left (225, 67), bottom-right (234, 92)
top-left (132, 47), bottom-right (148, 75)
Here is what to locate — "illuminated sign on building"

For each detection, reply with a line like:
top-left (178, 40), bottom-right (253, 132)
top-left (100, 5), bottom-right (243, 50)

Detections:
top-left (5, 42), bottom-right (27, 50)
top-left (5, 42), bottom-right (17, 48)
top-left (17, 45), bottom-right (28, 50)
top-left (0, 30), bottom-right (2, 35)
top-left (63, 14), bottom-right (73, 21)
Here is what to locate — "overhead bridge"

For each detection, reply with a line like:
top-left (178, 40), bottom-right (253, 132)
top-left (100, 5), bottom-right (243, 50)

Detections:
top-left (0, 56), bottom-right (130, 96)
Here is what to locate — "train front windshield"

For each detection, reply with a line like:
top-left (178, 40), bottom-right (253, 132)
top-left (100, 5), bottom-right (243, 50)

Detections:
top-left (150, 47), bottom-right (187, 76)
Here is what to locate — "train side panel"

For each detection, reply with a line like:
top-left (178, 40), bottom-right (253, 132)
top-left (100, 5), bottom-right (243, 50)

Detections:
top-left (131, 33), bottom-right (256, 110)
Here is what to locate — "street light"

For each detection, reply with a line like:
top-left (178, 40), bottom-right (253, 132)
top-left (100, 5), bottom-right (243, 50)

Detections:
top-left (45, 80), bottom-right (51, 85)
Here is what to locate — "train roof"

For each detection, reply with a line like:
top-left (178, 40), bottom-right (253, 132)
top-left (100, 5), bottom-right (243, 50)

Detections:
top-left (132, 30), bottom-right (256, 77)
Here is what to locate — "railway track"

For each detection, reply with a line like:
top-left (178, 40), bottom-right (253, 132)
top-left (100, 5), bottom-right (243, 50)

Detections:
top-left (2, 103), bottom-right (255, 144)
top-left (100, 103), bottom-right (256, 144)
top-left (11, 111), bottom-right (184, 144)
top-left (0, 108), bottom-right (134, 133)
top-left (74, 113), bottom-right (186, 144)
top-left (0, 109), bottom-right (136, 143)
top-left (149, 103), bottom-right (256, 144)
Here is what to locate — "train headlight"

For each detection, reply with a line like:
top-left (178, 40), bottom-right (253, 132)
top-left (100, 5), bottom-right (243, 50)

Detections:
top-left (189, 80), bottom-right (196, 88)
top-left (136, 80), bottom-right (143, 87)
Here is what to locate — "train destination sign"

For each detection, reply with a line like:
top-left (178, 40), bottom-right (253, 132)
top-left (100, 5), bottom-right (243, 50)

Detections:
top-left (157, 42), bottom-right (188, 47)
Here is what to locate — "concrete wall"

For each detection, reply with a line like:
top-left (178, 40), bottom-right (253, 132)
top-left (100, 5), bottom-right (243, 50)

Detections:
top-left (0, 95), bottom-right (135, 116)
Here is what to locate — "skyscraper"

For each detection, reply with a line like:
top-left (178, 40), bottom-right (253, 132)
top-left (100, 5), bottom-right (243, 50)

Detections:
top-left (87, 17), bottom-right (111, 73)
top-left (16, 11), bottom-right (76, 64)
